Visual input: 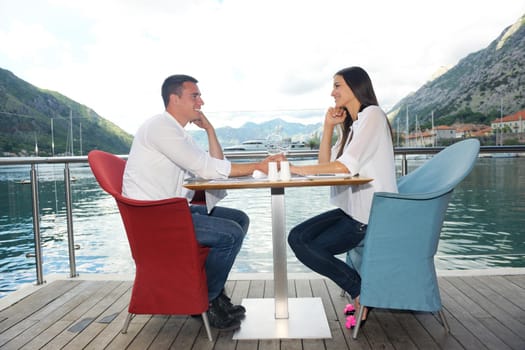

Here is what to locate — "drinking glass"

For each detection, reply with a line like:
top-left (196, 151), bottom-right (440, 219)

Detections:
top-left (279, 138), bottom-right (291, 155)
top-left (266, 133), bottom-right (282, 155)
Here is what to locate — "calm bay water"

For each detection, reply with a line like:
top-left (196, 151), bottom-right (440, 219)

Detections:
top-left (0, 157), bottom-right (524, 297)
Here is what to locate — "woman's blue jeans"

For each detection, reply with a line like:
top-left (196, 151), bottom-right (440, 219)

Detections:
top-left (191, 205), bottom-right (249, 301)
top-left (288, 208), bottom-right (367, 299)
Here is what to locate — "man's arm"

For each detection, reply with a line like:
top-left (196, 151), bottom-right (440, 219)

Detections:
top-left (192, 111), bottom-right (224, 159)
top-left (205, 124), bottom-right (224, 159)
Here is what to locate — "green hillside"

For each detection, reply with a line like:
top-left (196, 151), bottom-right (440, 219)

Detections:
top-left (0, 67), bottom-right (132, 156)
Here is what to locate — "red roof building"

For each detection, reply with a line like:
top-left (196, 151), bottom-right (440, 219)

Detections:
top-left (491, 109), bottom-right (525, 133)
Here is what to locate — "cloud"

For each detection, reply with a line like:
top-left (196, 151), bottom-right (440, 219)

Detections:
top-left (0, 0), bottom-right (524, 133)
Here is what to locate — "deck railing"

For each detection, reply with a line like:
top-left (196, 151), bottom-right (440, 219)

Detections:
top-left (1, 145), bottom-right (524, 285)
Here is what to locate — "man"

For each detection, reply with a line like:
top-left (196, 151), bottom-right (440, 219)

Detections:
top-left (122, 74), bottom-right (282, 331)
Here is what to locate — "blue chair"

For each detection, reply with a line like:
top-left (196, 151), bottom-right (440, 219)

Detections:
top-left (347, 138), bottom-right (480, 339)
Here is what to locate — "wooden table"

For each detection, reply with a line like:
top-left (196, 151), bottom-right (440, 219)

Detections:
top-left (185, 175), bottom-right (372, 339)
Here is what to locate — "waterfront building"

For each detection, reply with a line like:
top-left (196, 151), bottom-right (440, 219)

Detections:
top-left (491, 108), bottom-right (525, 134)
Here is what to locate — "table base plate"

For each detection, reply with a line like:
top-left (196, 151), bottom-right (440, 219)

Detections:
top-left (232, 297), bottom-right (331, 339)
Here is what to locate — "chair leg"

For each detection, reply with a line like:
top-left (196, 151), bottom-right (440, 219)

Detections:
top-left (121, 313), bottom-right (135, 334)
top-left (201, 312), bottom-right (213, 341)
top-left (438, 309), bottom-right (450, 333)
top-left (352, 305), bottom-right (365, 339)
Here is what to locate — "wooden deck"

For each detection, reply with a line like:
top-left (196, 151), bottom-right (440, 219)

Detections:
top-left (0, 271), bottom-right (524, 349)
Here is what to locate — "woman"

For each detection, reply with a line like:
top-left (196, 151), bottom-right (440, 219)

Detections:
top-left (288, 66), bottom-right (397, 325)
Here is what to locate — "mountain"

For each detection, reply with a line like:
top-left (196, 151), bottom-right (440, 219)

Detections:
top-left (389, 14), bottom-right (525, 130)
top-left (189, 118), bottom-right (322, 149)
top-left (0, 67), bottom-right (132, 156)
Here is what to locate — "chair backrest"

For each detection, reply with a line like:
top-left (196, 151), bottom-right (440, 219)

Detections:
top-left (352, 139), bottom-right (480, 312)
top-left (397, 138), bottom-right (480, 196)
top-left (87, 150), bottom-right (125, 198)
top-left (88, 150), bottom-right (209, 315)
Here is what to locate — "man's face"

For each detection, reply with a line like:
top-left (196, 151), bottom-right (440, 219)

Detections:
top-left (173, 82), bottom-right (204, 123)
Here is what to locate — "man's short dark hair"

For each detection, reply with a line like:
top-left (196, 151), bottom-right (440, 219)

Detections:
top-left (161, 74), bottom-right (198, 107)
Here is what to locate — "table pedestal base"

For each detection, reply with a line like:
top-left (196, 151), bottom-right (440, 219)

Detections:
top-left (232, 297), bottom-right (331, 339)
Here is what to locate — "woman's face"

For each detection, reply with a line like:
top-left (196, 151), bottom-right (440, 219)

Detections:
top-left (331, 75), bottom-right (356, 108)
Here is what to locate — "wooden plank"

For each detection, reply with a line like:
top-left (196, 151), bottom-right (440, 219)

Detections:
top-left (440, 277), bottom-right (509, 349)
top-left (0, 279), bottom-right (80, 333)
top-left (450, 276), bottom-right (525, 349)
top-left (358, 310), bottom-right (395, 350)
top-left (1, 275), bottom-right (524, 350)
top-left (176, 317), bottom-right (212, 349)
top-left (82, 284), bottom-right (132, 350)
top-left (263, 279), bottom-right (274, 298)
top-left (413, 311), bottom-right (463, 350)
top-left (394, 310), bottom-right (441, 350)
top-left (475, 275), bottom-right (525, 322)
top-left (38, 281), bottom-right (123, 349)
top-left (311, 279), bottom-right (337, 321)
top-left (294, 279), bottom-right (311, 297)
top-left (105, 314), bottom-right (153, 349)
top-left (506, 274), bottom-right (525, 289)
top-left (469, 275), bottom-right (525, 324)
top-left (46, 281), bottom-right (125, 349)
top-left (148, 316), bottom-right (186, 349)
top-left (1, 280), bottom-right (103, 349)
top-left (192, 324), bottom-right (217, 350)
top-left (247, 279), bottom-right (265, 298)
top-left (323, 320), bottom-right (351, 350)
top-left (127, 314), bottom-right (169, 350)
top-left (230, 279), bottom-right (250, 306)
top-left (375, 309), bottom-right (418, 349)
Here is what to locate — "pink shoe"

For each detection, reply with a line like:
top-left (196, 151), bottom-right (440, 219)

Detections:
top-left (343, 303), bottom-right (355, 315)
top-left (345, 315), bottom-right (356, 329)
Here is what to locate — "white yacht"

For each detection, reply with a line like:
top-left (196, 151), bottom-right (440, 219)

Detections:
top-left (224, 140), bottom-right (267, 151)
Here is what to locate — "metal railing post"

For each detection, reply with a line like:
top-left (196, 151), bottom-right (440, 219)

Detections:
top-left (401, 153), bottom-right (408, 175)
top-left (30, 164), bottom-right (45, 285)
top-left (64, 163), bottom-right (78, 277)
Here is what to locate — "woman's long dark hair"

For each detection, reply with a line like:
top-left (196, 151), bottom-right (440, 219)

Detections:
top-left (335, 67), bottom-right (393, 158)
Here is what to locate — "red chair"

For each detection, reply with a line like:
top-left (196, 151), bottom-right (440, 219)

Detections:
top-left (87, 150), bottom-right (213, 341)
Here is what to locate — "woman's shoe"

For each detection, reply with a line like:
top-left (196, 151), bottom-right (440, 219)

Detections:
top-left (343, 304), bottom-right (355, 315)
top-left (345, 315), bottom-right (356, 329)
top-left (345, 307), bottom-right (374, 329)
top-left (345, 315), bottom-right (368, 330)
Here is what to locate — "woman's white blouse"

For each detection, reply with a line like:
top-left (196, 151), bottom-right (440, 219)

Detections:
top-left (330, 105), bottom-right (398, 224)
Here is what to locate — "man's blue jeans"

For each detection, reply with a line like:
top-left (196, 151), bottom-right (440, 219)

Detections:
top-left (288, 208), bottom-right (367, 299)
top-left (191, 205), bottom-right (249, 301)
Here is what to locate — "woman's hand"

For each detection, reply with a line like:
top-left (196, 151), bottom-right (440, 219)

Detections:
top-left (324, 107), bottom-right (347, 127)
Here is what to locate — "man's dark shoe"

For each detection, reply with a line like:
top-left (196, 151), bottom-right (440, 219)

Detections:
top-left (207, 298), bottom-right (241, 331)
top-left (216, 291), bottom-right (246, 319)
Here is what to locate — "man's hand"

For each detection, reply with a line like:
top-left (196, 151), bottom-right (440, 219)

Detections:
top-left (191, 111), bottom-right (213, 131)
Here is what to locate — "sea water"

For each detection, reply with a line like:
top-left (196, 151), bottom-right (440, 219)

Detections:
top-left (0, 157), bottom-right (524, 297)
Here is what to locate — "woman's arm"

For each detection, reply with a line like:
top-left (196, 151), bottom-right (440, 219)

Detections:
top-left (318, 107), bottom-right (346, 163)
top-left (290, 161), bottom-right (349, 176)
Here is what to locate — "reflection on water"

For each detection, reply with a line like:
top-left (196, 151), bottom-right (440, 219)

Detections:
top-left (1, 157), bottom-right (524, 297)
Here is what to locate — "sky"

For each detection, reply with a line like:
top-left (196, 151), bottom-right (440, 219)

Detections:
top-left (1, 0), bottom-right (524, 135)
